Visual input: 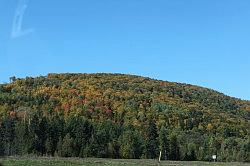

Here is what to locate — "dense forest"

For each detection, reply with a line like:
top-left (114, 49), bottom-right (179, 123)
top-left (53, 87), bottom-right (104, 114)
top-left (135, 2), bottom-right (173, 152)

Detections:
top-left (0, 73), bottom-right (249, 162)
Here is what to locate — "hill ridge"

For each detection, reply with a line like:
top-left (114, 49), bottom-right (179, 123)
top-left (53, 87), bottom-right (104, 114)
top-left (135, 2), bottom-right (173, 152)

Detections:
top-left (0, 73), bottom-right (249, 161)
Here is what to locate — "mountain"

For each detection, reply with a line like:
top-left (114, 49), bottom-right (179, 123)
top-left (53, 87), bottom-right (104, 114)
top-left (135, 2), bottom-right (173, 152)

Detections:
top-left (0, 73), bottom-right (249, 161)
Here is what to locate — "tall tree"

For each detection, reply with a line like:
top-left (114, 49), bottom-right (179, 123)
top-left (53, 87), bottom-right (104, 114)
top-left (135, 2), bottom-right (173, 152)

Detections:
top-left (61, 134), bottom-right (75, 157)
top-left (169, 134), bottom-right (180, 160)
top-left (145, 118), bottom-right (158, 159)
top-left (119, 129), bottom-right (144, 159)
top-left (67, 116), bottom-right (93, 156)
top-left (159, 126), bottom-right (169, 160)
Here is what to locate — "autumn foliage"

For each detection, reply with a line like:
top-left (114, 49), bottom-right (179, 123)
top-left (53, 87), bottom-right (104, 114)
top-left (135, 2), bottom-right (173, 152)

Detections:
top-left (0, 73), bottom-right (249, 161)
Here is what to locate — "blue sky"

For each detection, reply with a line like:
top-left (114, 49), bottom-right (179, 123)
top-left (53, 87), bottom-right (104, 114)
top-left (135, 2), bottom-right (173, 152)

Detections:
top-left (1, 0), bottom-right (250, 100)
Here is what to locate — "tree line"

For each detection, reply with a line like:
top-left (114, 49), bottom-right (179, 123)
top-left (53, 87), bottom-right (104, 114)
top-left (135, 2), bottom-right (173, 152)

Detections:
top-left (0, 111), bottom-right (249, 162)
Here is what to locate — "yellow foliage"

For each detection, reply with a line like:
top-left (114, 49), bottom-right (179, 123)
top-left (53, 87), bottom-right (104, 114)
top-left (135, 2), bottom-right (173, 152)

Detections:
top-left (207, 123), bottom-right (213, 131)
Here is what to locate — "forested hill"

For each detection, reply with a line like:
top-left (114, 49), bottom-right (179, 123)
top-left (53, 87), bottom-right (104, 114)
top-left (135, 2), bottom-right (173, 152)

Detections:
top-left (0, 73), bottom-right (249, 161)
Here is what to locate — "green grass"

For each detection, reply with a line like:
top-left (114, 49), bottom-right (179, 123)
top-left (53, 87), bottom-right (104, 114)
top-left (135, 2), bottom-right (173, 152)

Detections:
top-left (0, 157), bottom-right (249, 166)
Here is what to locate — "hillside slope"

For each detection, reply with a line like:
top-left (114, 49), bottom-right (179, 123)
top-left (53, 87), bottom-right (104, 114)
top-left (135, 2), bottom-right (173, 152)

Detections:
top-left (0, 73), bottom-right (249, 161)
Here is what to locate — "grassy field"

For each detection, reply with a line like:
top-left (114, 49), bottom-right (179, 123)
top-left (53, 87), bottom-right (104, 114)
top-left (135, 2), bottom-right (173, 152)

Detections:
top-left (0, 157), bottom-right (249, 166)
